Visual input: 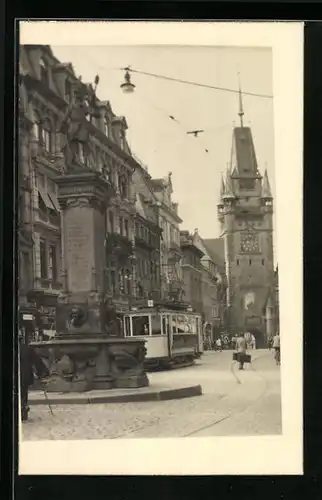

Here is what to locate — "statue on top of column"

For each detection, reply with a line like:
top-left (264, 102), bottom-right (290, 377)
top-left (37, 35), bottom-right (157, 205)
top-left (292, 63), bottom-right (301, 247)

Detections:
top-left (58, 84), bottom-right (92, 170)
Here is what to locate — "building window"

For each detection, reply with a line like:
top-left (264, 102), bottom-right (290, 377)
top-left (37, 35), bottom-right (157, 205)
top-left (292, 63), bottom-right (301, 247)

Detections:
top-left (124, 219), bottom-right (129, 239)
top-left (237, 259), bottom-right (240, 266)
top-left (78, 143), bottom-right (85, 163)
top-left (33, 113), bottom-right (41, 141)
top-left (48, 244), bottom-right (58, 281)
top-left (118, 175), bottom-right (128, 199)
top-left (249, 259), bottom-right (252, 266)
top-left (111, 270), bottom-right (116, 293)
top-left (42, 120), bottom-right (53, 152)
top-left (262, 259), bottom-right (265, 265)
top-left (109, 211), bottom-right (114, 233)
top-left (20, 252), bottom-right (31, 290)
top-left (40, 239), bottom-right (47, 278)
top-left (119, 217), bottom-right (124, 236)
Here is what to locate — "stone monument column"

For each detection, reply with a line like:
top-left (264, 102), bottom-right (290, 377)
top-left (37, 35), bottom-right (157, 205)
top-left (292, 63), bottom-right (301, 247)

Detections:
top-left (31, 170), bottom-right (149, 392)
top-left (30, 87), bottom-right (148, 392)
top-left (55, 171), bottom-right (110, 336)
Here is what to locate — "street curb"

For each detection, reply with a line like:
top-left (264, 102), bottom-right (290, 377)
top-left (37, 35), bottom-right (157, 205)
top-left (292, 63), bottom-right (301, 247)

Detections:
top-left (29, 384), bottom-right (203, 405)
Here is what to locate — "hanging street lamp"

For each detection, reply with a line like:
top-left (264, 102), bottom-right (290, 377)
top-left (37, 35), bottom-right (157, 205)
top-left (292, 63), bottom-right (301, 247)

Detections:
top-left (120, 68), bottom-right (136, 94)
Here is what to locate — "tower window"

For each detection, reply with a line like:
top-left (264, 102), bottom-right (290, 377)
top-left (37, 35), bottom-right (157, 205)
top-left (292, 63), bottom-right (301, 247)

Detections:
top-left (237, 259), bottom-right (240, 266)
top-left (249, 259), bottom-right (252, 266)
top-left (262, 259), bottom-right (265, 265)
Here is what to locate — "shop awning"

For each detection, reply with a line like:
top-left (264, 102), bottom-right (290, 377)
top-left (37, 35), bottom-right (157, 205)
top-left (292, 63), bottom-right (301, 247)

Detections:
top-left (48, 191), bottom-right (60, 212)
top-left (37, 185), bottom-right (56, 211)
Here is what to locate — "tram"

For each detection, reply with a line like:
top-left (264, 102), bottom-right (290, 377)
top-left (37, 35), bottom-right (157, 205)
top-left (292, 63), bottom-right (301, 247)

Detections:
top-left (118, 302), bottom-right (204, 369)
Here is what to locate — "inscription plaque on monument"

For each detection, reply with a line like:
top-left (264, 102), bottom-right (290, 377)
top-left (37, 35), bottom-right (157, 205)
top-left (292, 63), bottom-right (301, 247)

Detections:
top-left (65, 209), bottom-right (93, 292)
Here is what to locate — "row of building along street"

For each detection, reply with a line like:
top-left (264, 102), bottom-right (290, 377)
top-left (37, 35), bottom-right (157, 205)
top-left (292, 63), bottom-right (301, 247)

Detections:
top-left (18, 44), bottom-right (278, 349)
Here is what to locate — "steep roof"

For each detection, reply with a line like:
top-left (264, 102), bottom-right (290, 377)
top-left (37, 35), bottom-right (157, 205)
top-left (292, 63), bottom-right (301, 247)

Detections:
top-left (231, 126), bottom-right (258, 177)
top-left (203, 238), bottom-right (225, 269)
top-left (135, 193), bottom-right (147, 218)
top-left (220, 174), bottom-right (225, 197)
top-left (223, 169), bottom-right (235, 199)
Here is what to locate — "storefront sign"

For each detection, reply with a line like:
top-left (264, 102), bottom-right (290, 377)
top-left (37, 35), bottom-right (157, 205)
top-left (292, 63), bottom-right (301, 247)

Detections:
top-left (22, 314), bottom-right (34, 321)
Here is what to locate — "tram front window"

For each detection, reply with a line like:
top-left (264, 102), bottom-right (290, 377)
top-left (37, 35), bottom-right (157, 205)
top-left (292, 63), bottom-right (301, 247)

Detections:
top-left (151, 315), bottom-right (162, 335)
top-left (177, 315), bottom-right (188, 333)
top-left (132, 315), bottom-right (149, 336)
top-left (124, 316), bottom-right (131, 337)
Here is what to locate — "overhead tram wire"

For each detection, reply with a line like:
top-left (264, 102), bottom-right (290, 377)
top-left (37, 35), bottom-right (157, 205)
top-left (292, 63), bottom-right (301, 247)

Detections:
top-left (121, 66), bottom-right (273, 100)
top-left (133, 91), bottom-right (218, 157)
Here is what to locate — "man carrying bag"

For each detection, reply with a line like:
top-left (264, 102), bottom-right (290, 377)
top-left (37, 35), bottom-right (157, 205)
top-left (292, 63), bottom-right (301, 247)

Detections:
top-left (233, 333), bottom-right (251, 370)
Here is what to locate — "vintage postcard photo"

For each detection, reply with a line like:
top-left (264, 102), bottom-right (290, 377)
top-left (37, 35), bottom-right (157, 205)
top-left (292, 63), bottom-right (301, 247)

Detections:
top-left (18, 21), bottom-right (303, 475)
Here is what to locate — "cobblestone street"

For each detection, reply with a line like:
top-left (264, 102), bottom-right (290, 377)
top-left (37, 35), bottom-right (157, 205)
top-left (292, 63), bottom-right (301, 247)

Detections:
top-left (22, 349), bottom-right (282, 440)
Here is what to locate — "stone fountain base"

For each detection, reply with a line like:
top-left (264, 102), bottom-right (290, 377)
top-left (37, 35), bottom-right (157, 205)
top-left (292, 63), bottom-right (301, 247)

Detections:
top-left (30, 337), bottom-right (149, 393)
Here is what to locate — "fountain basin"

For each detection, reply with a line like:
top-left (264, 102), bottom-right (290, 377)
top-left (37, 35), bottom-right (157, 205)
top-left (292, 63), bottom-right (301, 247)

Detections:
top-left (30, 336), bottom-right (149, 392)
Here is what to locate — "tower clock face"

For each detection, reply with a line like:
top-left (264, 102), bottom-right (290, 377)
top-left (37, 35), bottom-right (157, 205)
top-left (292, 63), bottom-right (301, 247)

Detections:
top-left (240, 233), bottom-right (259, 253)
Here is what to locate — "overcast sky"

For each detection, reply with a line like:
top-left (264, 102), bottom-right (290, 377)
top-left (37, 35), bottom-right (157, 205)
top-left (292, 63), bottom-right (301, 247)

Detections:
top-left (51, 45), bottom-right (275, 243)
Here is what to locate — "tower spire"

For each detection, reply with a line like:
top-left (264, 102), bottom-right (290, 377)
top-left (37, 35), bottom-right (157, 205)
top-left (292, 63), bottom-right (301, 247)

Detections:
top-left (223, 168), bottom-right (235, 199)
top-left (262, 167), bottom-right (272, 198)
top-left (238, 72), bottom-right (244, 128)
top-left (220, 172), bottom-right (225, 197)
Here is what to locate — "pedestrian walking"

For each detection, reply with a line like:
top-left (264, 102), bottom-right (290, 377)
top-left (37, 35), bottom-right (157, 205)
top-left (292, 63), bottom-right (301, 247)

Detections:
top-left (267, 337), bottom-right (273, 351)
top-left (235, 333), bottom-right (247, 370)
top-left (215, 337), bottom-right (222, 352)
top-left (251, 334), bottom-right (256, 350)
top-left (272, 331), bottom-right (280, 365)
top-left (19, 331), bottom-right (49, 422)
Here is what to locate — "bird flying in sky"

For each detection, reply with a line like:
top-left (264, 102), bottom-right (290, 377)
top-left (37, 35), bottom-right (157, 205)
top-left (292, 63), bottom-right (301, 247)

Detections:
top-left (186, 130), bottom-right (204, 137)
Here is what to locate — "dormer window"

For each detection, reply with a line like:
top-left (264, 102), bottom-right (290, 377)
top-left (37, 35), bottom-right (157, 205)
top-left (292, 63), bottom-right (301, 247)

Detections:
top-left (104, 116), bottom-right (109, 137)
top-left (65, 79), bottom-right (72, 103)
top-left (120, 130), bottom-right (126, 150)
top-left (39, 58), bottom-right (48, 84)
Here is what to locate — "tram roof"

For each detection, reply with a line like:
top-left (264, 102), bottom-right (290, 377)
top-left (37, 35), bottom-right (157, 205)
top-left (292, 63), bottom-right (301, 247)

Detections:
top-left (124, 307), bottom-right (201, 316)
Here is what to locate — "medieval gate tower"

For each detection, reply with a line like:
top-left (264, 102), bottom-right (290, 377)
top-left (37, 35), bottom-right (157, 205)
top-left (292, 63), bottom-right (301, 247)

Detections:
top-left (217, 86), bottom-right (276, 346)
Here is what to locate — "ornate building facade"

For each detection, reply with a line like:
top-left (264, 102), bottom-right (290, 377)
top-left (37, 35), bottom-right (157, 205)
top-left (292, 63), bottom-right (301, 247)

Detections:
top-left (217, 117), bottom-right (277, 346)
top-left (18, 44), bottom-right (142, 332)
top-left (191, 230), bottom-right (226, 340)
top-left (151, 174), bottom-right (184, 301)
top-left (132, 161), bottom-right (162, 302)
top-left (180, 231), bottom-right (203, 313)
